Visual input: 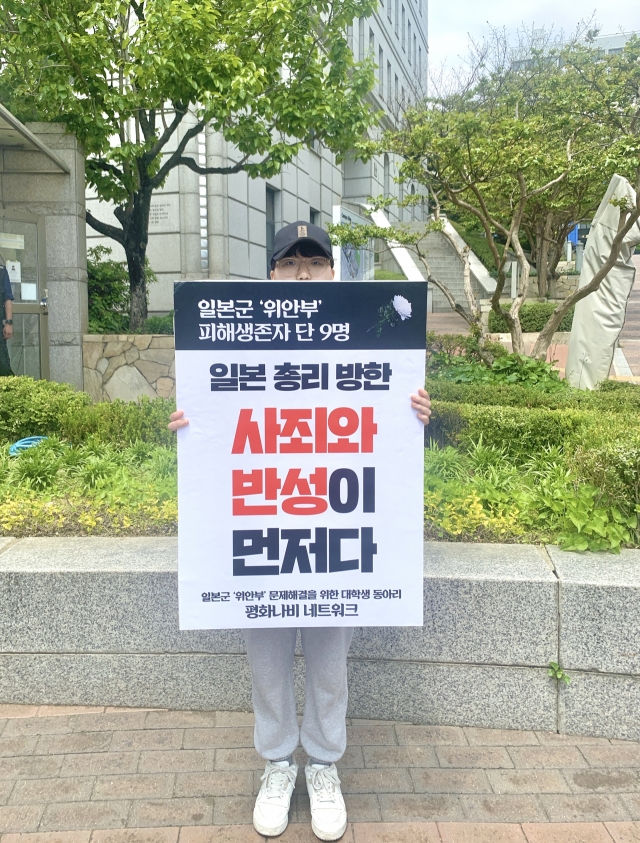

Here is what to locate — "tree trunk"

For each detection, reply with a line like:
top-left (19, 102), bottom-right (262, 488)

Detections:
top-left (126, 248), bottom-right (148, 332)
top-left (547, 242), bottom-right (562, 297)
top-left (507, 234), bottom-right (531, 355)
top-left (122, 189), bottom-right (153, 332)
top-left (537, 215), bottom-right (552, 298)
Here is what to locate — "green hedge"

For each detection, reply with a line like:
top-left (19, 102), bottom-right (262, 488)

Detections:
top-left (427, 401), bottom-right (609, 461)
top-left (0, 378), bottom-right (91, 441)
top-left (374, 270), bottom-right (407, 280)
top-left (425, 378), bottom-right (640, 413)
top-left (0, 377), bottom-right (174, 447)
top-left (61, 397), bottom-right (176, 447)
top-left (488, 302), bottom-right (574, 333)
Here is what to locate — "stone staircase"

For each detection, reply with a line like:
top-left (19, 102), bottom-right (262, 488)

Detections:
top-left (403, 221), bottom-right (496, 312)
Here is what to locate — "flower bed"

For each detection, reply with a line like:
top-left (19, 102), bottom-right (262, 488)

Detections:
top-left (1, 368), bottom-right (639, 549)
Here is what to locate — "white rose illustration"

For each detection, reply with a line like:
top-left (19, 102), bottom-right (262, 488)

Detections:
top-left (393, 295), bottom-right (412, 320)
top-left (367, 294), bottom-right (414, 336)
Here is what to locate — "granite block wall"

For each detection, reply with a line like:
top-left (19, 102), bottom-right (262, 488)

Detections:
top-left (0, 537), bottom-right (638, 739)
top-left (82, 334), bottom-right (175, 402)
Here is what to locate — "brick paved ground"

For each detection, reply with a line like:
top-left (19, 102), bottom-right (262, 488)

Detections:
top-left (619, 258), bottom-right (640, 376)
top-left (0, 706), bottom-right (639, 841)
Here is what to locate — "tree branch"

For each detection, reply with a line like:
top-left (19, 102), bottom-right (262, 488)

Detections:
top-left (174, 154), bottom-right (254, 176)
top-left (150, 117), bottom-right (206, 187)
top-left (526, 170), bottom-right (568, 199)
top-left (87, 158), bottom-right (126, 182)
top-left (85, 209), bottom-right (125, 245)
top-left (146, 106), bottom-right (187, 162)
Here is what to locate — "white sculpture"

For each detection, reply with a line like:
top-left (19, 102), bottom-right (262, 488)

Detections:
top-left (566, 174), bottom-right (640, 389)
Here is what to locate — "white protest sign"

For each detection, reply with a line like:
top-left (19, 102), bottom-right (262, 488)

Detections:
top-left (174, 280), bottom-right (427, 629)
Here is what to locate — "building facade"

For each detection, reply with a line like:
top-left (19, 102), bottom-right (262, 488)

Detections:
top-left (86, 2), bottom-right (429, 313)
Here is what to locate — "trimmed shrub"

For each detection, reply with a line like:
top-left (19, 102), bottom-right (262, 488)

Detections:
top-left (0, 378), bottom-right (174, 447)
top-left (374, 270), bottom-right (407, 280)
top-left (144, 312), bottom-right (174, 334)
top-left (427, 400), bottom-right (627, 462)
top-left (0, 377), bottom-right (90, 442)
top-left (488, 302), bottom-right (574, 333)
top-left (425, 378), bottom-right (640, 414)
top-left (426, 332), bottom-right (508, 362)
top-left (574, 432), bottom-right (640, 511)
top-left (61, 397), bottom-right (176, 447)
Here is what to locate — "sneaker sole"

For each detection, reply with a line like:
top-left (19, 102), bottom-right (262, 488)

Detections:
top-left (311, 817), bottom-right (348, 841)
top-left (253, 815), bottom-right (289, 837)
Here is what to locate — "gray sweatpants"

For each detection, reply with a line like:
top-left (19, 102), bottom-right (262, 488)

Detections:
top-left (242, 627), bottom-right (354, 763)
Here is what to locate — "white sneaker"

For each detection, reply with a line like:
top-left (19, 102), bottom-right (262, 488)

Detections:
top-left (253, 760), bottom-right (298, 837)
top-left (305, 763), bottom-right (348, 841)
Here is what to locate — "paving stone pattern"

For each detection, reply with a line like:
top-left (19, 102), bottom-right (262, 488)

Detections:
top-left (0, 707), bottom-right (639, 841)
top-left (620, 266), bottom-right (640, 377)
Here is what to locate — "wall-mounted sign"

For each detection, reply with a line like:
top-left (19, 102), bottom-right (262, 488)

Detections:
top-left (148, 196), bottom-right (180, 233)
top-left (0, 233), bottom-right (25, 250)
top-left (6, 260), bottom-right (21, 284)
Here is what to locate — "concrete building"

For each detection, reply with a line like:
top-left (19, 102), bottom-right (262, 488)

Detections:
top-left (86, 4), bottom-right (429, 313)
top-left (592, 30), bottom-right (638, 54)
top-left (0, 105), bottom-right (87, 388)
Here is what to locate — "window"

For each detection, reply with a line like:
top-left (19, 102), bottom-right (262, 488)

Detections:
top-left (383, 154), bottom-right (390, 200)
top-left (419, 46), bottom-right (422, 80)
top-left (411, 184), bottom-right (416, 220)
top-left (358, 18), bottom-right (365, 61)
top-left (369, 28), bottom-right (374, 57)
top-left (387, 60), bottom-right (392, 102)
top-left (395, 73), bottom-right (399, 106)
top-left (402, 7), bottom-right (406, 50)
top-left (347, 24), bottom-right (353, 53)
top-left (310, 208), bottom-right (320, 226)
top-left (399, 179), bottom-right (404, 222)
top-left (394, 0), bottom-right (399, 35)
top-left (418, 0), bottom-right (422, 14)
top-left (387, 0), bottom-right (391, 21)
top-left (378, 47), bottom-right (384, 96)
top-left (408, 21), bottom-right (412, 63)
top-left (266, 187), bottom-right (277, 276)
top-left (413, 34), bottom-right (417, 69)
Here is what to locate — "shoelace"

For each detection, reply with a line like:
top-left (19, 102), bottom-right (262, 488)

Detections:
top-left (308, 765), bottom-right (342, 802)
top-left (261, 765), bottom-right (296, 798)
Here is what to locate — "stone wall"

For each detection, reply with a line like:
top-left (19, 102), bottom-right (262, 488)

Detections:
top-left (550, 274), bottom-right (580, 299)
top-left (83, 334), bottom-right (175, 402)
top-left (1, 537), bottom-right (639, 741)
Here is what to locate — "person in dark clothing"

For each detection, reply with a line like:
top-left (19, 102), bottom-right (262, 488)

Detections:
top-left (0, 262), bottom-right (14, 377)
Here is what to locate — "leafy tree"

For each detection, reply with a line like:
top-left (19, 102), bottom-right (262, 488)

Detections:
top-left (87, 245), bottom-right (159, 333)
top-left (338, 31), bottom-right (640, 362)
top-left (87, 246), bottom-right (131, 335)
top-left (1, 0), bottom-right (376, 328)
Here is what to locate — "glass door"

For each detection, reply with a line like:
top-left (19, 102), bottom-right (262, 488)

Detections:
top-left (0, 211), bottom-right (48, 379)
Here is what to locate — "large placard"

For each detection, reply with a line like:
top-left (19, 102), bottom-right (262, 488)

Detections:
top-left (174, 280), bottom-right (427, 629)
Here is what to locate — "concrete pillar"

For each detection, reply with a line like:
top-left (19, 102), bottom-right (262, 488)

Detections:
top-left (206, 129), bottom-right (230, 279)
top-left (576, 242), bottom-right (584, 274)
top-left (8, 123), bottom-right (87, 389)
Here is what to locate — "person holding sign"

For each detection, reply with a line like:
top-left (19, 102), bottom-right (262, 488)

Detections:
top-left (170, 222), bottom-right (430, 841)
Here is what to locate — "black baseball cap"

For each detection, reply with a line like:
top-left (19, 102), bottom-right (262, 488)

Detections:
top-left (271, 221), bottom-right (334, 268)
